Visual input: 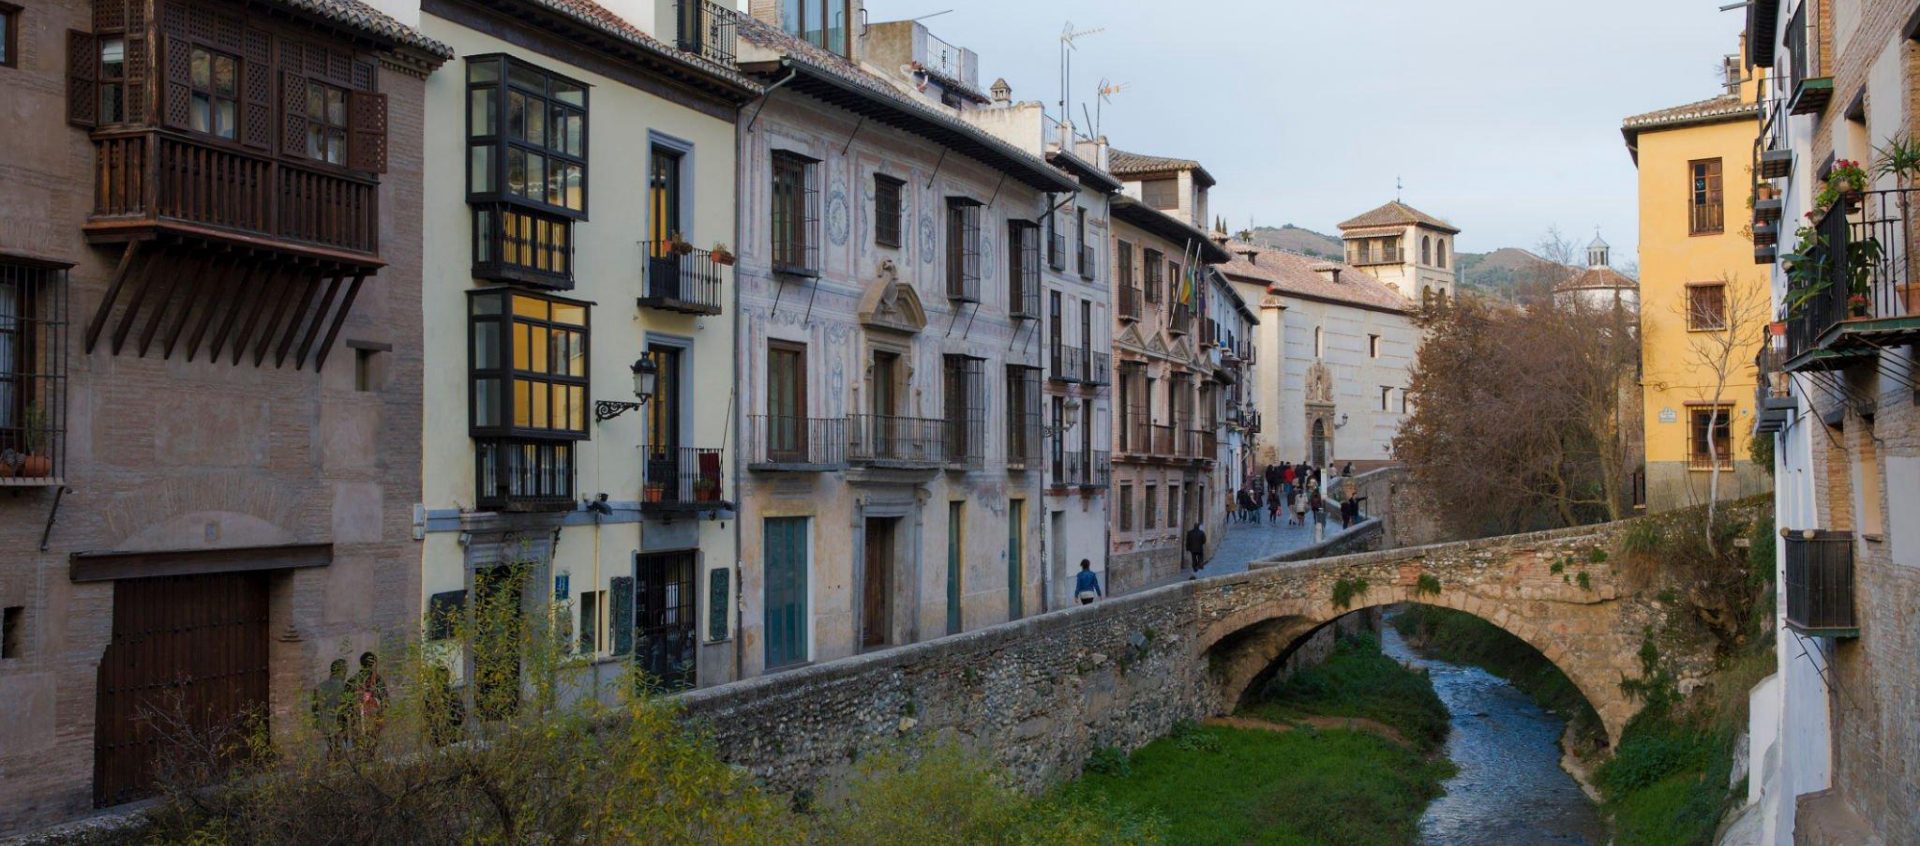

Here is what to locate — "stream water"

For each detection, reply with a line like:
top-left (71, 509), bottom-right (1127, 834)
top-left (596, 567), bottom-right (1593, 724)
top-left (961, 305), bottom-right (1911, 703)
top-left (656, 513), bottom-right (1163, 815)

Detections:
top-left (1379, 621), bottom-right (1609, 846)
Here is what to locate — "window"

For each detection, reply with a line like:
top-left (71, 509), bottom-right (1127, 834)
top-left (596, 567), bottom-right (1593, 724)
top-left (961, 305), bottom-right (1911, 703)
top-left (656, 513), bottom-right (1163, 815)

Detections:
top-left (467, 57), bottom-right (587, 215)
top-left (474, 205), bottom-right (573, 285)
top-left (780, 0), bottom-right (852, 56)
top-left (1145, 484), bottom-right (1159, 529)
top-left (1313, 325), bottom-right (1324, 358)
top-left (1143, 249), bottom-right (1163, 303)
top-left (946, 198), bottom-right (982, 301)
top-left (577, 589), bottom-right (601, 654)
top-left (1437, 238), bottom-right (1448, 269)
top-left (1167, 260), bottom-right (1182, 307)
top-left (305, 81), bottom-right (348, 164)
top-left (771, 151), bottom-right (820, 274)
top-left (1168, 483), bottom-right (1182, 529)
top-left (1689, 158), bottom-right (1723, 235)
top-left (1687, 283), bottom-right (1727, 330)
top-left (648, 146), bottom-right (683, 246)
top-left (469, 289), bottom-right (589, 508)
top-left (97, 36), bottom-right (125, 122)
top-left (1118, 484), bottom-right (1134, 531)
top-left (353, 348), bottom-right (379, 391)
top-left (1046, 209), bottom-right (1066, 271)
top-left (1142, 178), bottom-right (1179, 210)
top-left (1421, 236), bottom-right (1431, 266)
top-left (1, 606), bottom-right (19, 658)
top-left (1688, 405), bottom-right (1734, 470)
top-left (1005, 364), bottom-right (1039, 465)
top-left (874, 173), bottom-right (904, 248)
top-left (1077, 207), bottom-right (1093, 280)
top-left (0, 4), bottom-right (15, 69)
top-left (189, 47), bottom-right (239, 139)
top-left (1381, 386), bottom-right (1392, 411)
top-left (766, 340), bottom-right (808, 461)
top-left (1368, 334), bottom-right (1381, 358)
top-left (0, 260), bottom-right (67, 486)
top-left (943, 355), bottom-right (985, 465)
top-left (1008, 220), bottom-right (1040, 318)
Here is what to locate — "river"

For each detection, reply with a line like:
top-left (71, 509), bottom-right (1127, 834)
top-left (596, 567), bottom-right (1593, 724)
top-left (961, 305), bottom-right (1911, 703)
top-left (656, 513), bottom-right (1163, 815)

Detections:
top-left (1379, 619), bottom-right (1609, 846)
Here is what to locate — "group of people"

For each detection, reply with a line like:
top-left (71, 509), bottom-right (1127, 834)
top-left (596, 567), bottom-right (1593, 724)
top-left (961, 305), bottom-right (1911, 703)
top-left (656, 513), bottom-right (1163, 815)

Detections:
top-left (1233, 461), bottom-right (1361, 541)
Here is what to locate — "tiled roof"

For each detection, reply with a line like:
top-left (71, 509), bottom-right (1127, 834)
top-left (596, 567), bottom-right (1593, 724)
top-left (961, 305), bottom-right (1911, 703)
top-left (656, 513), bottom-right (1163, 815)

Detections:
top-left (1556, 266), bottom-right (1638, 292)
top-left (1046, 149), bottom-right (1122, 193)
top-left (1217, 239), bottom-right (1410, 314)
top-left (735, 16), bottom-right (1076, 193)
top-left (1621, 94), bottom-right (1757, 130)
top-left (1108, 148), bottom-right (1217, 187)
top-left (1336, 200), bottom-right (1460, 234)
top-left (506, 0), bottom-right (759, 90)
top-left (278, 0), bottom-right (453, 58)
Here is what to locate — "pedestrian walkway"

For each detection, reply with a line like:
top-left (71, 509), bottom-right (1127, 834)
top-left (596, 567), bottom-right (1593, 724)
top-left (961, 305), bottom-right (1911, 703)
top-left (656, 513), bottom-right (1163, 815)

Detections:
top-left (1205, 512), bottom-right (1355, 576)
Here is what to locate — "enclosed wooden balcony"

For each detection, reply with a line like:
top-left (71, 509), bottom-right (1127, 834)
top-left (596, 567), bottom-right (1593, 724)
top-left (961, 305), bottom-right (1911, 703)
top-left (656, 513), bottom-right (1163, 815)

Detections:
top-left (1784, 530), bottom-right (1857, 638)
top-left (86, 128), bottom-right (380, 262)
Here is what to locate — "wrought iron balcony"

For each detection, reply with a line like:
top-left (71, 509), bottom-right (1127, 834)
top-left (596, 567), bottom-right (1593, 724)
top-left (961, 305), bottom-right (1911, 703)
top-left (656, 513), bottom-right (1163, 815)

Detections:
top-left (1169, 304), bottom-right (1192, 336)
top-left (1088, 450), bottom-right (1111, 488)
top-left (848, 414), bottom-right (946, 468)
top-left (674, 0), bottom-right (738, 66)
top-left (1189, 428), bottom-right (1218, 462)
top-left (1051, 446), bottom-right (1085, 488)
top-left (1118, 284), bottom-right (1141, 322)
top-left (643, 446), bottom-right (729, 515)
top-left (638, 242), bottom-right (725, 315)
top-left (748, 415), bottom-right (846, 471)
top-left (1782, 188), bottom-right (1920, 371)
top-left (1080, 244), bottom-right (1097, 280)
top-left (1784, 530), bottom-right (1857, 637)
top-left (1151, 423), bottom-right (1176, 457)
top-left (88, 128), bottom-right (379, 259)
top-left (1754, 343), bottom-right (1795, 434)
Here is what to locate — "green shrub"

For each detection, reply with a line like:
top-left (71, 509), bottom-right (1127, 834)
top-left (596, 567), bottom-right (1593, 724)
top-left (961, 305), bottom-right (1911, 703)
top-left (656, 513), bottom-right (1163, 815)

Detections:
top-left (1577, 571), bottom-right (1592, 591)
top-left (1414, 573), bottom-right (1442, 597)
top-left (1550, 560), bottom-right (1565, 574)
top-left (1331, 577), bottom-right (1370, 609)
top-left (1252, 632), bottom-right (1450, 753)
top-left (1085, 746), bottom-right (1132, 778)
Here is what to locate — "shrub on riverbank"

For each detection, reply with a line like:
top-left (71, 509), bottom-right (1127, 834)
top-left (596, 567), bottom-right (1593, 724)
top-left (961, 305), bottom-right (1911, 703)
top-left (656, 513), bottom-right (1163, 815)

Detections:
top-left (1058, 724), bottom-right (1451, 846)
top-left (1244, 631), bottom-right (1451, 753)
top-left (1390, 604), bottom-right (1605, 751)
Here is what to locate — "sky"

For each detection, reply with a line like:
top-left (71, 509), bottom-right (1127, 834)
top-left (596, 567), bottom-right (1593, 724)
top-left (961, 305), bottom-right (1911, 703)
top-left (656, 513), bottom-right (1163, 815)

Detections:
top-left (862, 0), bottom-right (1750, 261)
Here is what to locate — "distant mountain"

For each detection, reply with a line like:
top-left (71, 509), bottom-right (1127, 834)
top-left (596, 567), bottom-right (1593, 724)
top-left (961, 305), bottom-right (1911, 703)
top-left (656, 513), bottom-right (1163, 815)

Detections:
top-left (1239, 226), bottom-right (1545, 300)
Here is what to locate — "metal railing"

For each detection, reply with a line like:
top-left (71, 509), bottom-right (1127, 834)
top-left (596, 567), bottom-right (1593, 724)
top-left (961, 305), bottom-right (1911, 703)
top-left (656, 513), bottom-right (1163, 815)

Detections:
top-left (1052, 447), bottom-right (1085, 488)
top-left (944, 416), bottom-right (985, 469)
top-left (476, 438), bottom-right (575, 511)
top-left (747, 415), bottom-right (845, 470)
top-left (1088, 450), bottom-right (1111, 488)
top-left (0, 262), bottom-right (68, 487)
top-left (847, 414), bottom-right (945, 466)
top-left (674, 0), bottom-right (738, 65)
top-left (1080, 244), bottom-right (1097, 280)
top-left (1169, 304), bottom-right (1191, 336)
top-left (1151, 424), bottom-right (1176, 457)
top-left (1123, 411), bottom-right (1149, 455)
top-left (1190, 428), bottom-right (1217, 461)
top-left (1784, 530), bottom-right (1856, 635)
top-left (1783, 188), bottom-right (1920, 364)
top-left (639, 241), bottom-right (725, 315)
top-left (643, 446), bottom-right (727, 510)
top-left (1118, 284), bottom-right (1141, 322)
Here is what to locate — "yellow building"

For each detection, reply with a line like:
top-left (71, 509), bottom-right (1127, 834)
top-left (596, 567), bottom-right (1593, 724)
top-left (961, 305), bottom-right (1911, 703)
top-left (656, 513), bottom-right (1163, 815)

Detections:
top-left (1622, 54), bottom-right (1771, 511)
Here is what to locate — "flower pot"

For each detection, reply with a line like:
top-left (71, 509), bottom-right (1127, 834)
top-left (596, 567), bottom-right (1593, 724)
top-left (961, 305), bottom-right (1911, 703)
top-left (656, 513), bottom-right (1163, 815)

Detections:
top-left (670, 242), bottom-right (694, 256)
top-left (644, 485), bottom-right (664, 503)
top-left (695, 486), bottom-right (720, 503)
top-left (9, 454), bottom-right (51, 478)
top-left (711, 251), bottom-right (735, 267)
top-left (1841, 191), bottom-right (1864, 213)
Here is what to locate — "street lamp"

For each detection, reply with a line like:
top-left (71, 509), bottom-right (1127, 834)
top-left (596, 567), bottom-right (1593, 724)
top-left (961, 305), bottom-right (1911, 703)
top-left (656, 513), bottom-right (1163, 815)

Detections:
top-left (595, 357), bottom-right (659, 423)
top-left (1041, 395), bottom-right (1083, 438)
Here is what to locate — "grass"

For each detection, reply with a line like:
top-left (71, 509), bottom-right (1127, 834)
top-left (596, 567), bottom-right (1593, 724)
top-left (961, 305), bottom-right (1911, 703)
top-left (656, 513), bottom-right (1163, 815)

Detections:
top-left (1244, 631), bottom-right (1452, 753)
top-left (1391, 605), bottom-right (1604, 750)
top-left (1057, 724), bottom-right (1453, 846)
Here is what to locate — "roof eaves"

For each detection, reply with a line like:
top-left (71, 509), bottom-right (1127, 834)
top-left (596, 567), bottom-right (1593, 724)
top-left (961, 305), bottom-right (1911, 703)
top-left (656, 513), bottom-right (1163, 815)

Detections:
top-left (1112, 197), bottom-right (1231, 263)
top-left (1046, 150), bottom-right (1123, 193)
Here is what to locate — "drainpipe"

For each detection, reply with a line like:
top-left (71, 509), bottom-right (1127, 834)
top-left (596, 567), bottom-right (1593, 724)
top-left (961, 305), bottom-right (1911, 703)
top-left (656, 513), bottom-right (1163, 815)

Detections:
top-left (744, 66), bottom-right (799, 134)
top-left (731, 111), bottom-right (748, 685)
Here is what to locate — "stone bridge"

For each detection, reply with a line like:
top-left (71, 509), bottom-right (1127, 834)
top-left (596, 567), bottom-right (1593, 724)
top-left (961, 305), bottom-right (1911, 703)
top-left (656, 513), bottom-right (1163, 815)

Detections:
top-left (682, 519), bottom-right (1704, 796)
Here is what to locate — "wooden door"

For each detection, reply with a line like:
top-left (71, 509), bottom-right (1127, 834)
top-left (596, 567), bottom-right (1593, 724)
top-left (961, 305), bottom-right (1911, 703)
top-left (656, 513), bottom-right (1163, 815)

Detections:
top-left (94, 572), bottom-right (269, 807)
top-left (763, 517), bottom-right (808, 669)
top-left (860, 518), bottom-right (893, 649)
top-left (767, 342), bottom-right (807, 461)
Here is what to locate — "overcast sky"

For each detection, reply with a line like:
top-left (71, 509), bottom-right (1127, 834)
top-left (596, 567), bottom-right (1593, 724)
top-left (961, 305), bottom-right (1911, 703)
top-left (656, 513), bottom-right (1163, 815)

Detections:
top-left (863, 0), bottom-right (1749, 261)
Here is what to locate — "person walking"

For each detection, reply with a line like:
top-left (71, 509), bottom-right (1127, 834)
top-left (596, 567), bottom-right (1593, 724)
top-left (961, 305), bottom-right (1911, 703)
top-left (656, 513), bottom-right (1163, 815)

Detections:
top-left (1309, 489), bottom-right (1327, 543)
top-left (1292, 488), bottom-right (1307, 527)
top-left (1074, 559), bottom-right (1102, 605)
top-left (1342, 460), bottom-right (1354, 478)
top-left (1186, 523), bottom-right (1208, 578)
top-left (1268, 487), bottom-right (1282, 523)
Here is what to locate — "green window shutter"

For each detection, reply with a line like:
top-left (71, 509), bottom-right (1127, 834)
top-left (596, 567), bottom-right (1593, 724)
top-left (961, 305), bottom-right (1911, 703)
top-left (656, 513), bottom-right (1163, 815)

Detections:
top-left (610, 574), bottom-right (634, 656)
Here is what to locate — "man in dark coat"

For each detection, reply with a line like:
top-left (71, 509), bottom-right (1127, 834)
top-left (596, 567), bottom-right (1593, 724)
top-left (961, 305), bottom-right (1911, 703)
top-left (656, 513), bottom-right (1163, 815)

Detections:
top-left (1186, 523), bottom-right (1208, 578)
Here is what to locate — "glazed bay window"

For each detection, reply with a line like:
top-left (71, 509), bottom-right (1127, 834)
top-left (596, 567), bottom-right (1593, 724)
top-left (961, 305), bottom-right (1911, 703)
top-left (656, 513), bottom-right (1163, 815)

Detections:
top-left (780, 0), bottom-right (852, 56)
top-left (1008, 220), bottom-right (1040, 319)
top-left (771, 151), bottom-right (820, 275)
top-left (469, 289), bottom-right (591, 510)
top-left (468, 56), bottom-right (587, 286)
top-left (946, 197), bottom-right (982, 302)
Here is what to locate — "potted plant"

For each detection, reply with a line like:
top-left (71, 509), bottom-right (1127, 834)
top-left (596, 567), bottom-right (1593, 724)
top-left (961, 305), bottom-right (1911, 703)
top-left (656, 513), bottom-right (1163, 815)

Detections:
top-left (5, 403), bottom-right (52, 478)
top-left (710, 242), bottom-right (735, 266)
top-left (667, 232), bottom-right (694, 256)
top-left (1756, 183), bottom-right (1779, 203)
top-left (1832, 159), bottom-right (1868, 208)
top-left (693, 476), bottom-right (720, 502)
top-left (1848, 293), bottom-right (1871, 317)
top-left (644, 483), bottom-right (665, 503)
top-left (1874, 136), bottom-right (1920, 315)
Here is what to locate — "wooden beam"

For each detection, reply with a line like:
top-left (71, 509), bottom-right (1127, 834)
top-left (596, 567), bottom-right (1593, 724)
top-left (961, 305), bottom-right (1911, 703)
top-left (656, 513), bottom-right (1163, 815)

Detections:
top-left (256, 264), bottom-right (311, 368)
top-left (134, 250), bottom-right (189, 357)
top-left (85, 240), bottom-right (142, 353)
top-left (69, 543), bottom-right (334, 583)
top-left (183, 260), bottom-right (243, 362)
top-left (108, 249), bottom-right (160, 355)
top-left (230, 265), bottom-right (285, 366)
top-left (293, 273), bottom-right (346, 370)
top-left (273, 270), bottom-right (324, 369)
top-left (311, 272), bottom-right (367, 371)
top-left (160, 251), bottom-right (217, 359)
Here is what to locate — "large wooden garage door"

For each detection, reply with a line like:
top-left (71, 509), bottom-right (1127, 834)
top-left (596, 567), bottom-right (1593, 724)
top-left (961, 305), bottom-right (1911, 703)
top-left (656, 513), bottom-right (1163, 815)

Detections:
top-left (94, 572), bottom-right (270, 806)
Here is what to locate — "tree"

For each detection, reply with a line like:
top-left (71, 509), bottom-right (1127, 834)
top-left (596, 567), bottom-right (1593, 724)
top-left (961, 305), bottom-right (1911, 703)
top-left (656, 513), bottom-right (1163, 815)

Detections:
top-left (1676, 274), bottom-right (1767, 542)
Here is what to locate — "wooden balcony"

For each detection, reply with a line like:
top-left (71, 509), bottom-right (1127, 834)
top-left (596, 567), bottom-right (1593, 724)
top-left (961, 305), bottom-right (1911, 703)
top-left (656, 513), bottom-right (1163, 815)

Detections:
top-left (86, 129), bottom-right (380, 263)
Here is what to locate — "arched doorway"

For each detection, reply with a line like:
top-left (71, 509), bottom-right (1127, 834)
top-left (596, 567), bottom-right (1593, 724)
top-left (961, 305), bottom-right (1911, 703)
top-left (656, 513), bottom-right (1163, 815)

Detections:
top-left (1310, 418), bottom-right (1327, 466)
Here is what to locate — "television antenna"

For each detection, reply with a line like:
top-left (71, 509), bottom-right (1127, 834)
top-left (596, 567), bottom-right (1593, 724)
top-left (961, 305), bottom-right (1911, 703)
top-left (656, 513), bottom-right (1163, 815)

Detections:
top-left (1059, 22), bottom-right (1105, 133)
top-left (1093, 78), bottom-right (1128, 138)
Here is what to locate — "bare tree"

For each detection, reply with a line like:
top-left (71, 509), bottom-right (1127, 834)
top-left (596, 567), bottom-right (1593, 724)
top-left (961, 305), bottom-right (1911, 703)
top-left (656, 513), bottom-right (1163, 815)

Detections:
top-left (1676, 275), bottom-right (1768, 542)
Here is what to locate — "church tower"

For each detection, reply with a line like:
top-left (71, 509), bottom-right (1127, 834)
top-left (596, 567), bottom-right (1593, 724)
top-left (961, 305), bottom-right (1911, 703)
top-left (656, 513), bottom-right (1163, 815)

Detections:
top-left (1335, 200), bottom-right (1461, 309)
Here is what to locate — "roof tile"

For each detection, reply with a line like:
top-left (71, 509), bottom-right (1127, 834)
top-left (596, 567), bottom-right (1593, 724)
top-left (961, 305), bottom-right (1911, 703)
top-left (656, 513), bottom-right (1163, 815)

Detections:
top-left (1336, 200), bottom-right (1459, 234)
top-left (1217, 240), bottom-right (1410, 313)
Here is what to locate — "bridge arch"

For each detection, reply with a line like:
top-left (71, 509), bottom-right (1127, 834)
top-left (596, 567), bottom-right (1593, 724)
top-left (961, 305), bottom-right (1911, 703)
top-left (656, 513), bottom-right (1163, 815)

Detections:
top-left (1200, 597), bottom-right (1619, 747)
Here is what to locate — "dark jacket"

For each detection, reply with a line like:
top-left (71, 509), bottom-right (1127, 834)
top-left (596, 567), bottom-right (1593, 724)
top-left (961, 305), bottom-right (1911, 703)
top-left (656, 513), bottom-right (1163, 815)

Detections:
top-left (1185, 526), bottom-right (1207, 553)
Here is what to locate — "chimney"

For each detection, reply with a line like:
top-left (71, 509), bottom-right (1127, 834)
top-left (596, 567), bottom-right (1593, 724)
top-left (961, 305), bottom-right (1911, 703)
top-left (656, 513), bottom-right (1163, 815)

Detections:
top-left (990, 77), bottom-right (1011, 106)
top-left (1312, 263), bottom-right (1342, 285)
top-left (1723, 54), bottom-right (1742, 95)
top-left (1239, 250), bottom-right (1258, 266)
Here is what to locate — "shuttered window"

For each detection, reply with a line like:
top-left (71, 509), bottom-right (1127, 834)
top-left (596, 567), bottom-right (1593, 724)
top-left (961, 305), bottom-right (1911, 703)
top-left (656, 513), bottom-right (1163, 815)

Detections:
top-left (946, 197), bottom-right (982, 302)
top-left (771, 151), bottom-right (820, 274)
top-left (874, 173), bottom-right (904, 248)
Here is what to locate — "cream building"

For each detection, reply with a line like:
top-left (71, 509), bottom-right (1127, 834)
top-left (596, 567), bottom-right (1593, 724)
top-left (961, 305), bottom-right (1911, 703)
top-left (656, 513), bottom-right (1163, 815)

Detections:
top-left (1336, 200), bottom-right (1458, 308)
top-left (728, 4), bottom-right (1078, 676)
top-left (402, 0), bottom-right (758, 695)
top-left (1219, 239), bottom-right (1417, 469)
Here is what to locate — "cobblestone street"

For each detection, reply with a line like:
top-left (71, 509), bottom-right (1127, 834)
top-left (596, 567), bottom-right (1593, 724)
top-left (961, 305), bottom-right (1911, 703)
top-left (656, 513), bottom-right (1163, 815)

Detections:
top-left (1202, 510), bottom-right (1356, 576)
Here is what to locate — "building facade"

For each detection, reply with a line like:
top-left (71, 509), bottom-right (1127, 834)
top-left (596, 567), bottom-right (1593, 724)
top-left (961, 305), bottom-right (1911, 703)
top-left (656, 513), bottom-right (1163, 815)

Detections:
top-left (405, 0), bottom-right (756, 698)
top-left (1745, 2), bottom-right (1920, 843)
top-left (1106, 154), bottom-right (1231, 593)
top-left (1624, 64), bottom-right (1772, 513)
top-left (0, 0), bottom-right (445, 829)
top-left (728, 3), bottom-right (1077, 677)
top-left (1336, 200), bottom-right (1458, 308)
top-left (1219, 239), bottom-right (1416, 471)
top-left (1204, 268), bottom-right (1259, 490)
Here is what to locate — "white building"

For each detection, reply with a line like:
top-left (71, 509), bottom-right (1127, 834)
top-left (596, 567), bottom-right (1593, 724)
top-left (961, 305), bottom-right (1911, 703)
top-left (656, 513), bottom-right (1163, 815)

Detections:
top-left (1554, 234), bottom-right (1640, 313)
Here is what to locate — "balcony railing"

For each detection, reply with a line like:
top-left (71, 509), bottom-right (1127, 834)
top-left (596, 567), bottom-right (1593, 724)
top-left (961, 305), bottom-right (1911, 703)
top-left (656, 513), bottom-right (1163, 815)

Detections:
top-left (1048, 227), bottom-right (1067, 271)
top-left (1151, 424), bottom-right (1176, 457)
top-left (1783, 188), bottom-right (1920, 369)
top-left (748, 415), bottom-right (845, 471)
top-left (89, 129), bottom-right (378, 257)
top-left (1123, 412), bottom-right (1148, 456)
top-left (1754, 342), bottom-right (1795, 434)
top-left (674, 0), bottom-right (738, 65)
top-left (1169, 304), bottom-right (1191, 336)
top-left (638, 242), bottom-right (725, 315)
top-left (476, 438), bottom-right (576, 512)
top-left (1080, 244), bottom-right (1097, 280)
top-left (1088, 450), bottom-right (1111, 488)
top-left (1784, 530), bottom-right (1857, 636)
top-left (1118, 284), bottom-right (1141, 322)
top-left (945, 416), bottom-right (985, 469)
top-left (643, 447), bottom-right (728, 513)
top-left (848, 414), bottom-right (945, 467)
top-left (1189, 428), bottom-right (1217, 461)
top-left (0, 262), bottom-right (69, 487)
top-left (1052, 447), bottom-right (1085, 488)
top-left (1048, 347), bottom-right (1110, 385)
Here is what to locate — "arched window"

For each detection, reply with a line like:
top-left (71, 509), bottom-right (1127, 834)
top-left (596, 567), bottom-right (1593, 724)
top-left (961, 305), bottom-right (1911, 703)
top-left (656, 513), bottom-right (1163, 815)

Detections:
top-left (1421, 236), bottom-right (1431, 266)
top-left (1437, 239), bottom-right (1448, 269)
top-left (1313, 326), bottom-right (1324, 358)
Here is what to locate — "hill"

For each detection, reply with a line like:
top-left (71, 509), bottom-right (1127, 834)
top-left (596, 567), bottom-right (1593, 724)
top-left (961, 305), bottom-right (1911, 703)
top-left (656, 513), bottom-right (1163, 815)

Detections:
top-left (1240, 225), bottom-right (1547, 300)
top-left (1242, 225), bottom-right (1344, 261)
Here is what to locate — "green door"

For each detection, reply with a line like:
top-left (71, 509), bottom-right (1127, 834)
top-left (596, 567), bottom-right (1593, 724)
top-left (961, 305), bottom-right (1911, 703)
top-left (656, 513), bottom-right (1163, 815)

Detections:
top-left (1007, 500), bottom-right (1024, 620)
top-left (947, 502), bottom-right (963, 635)
top-left (763, 517), bottom-right (808, 669)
